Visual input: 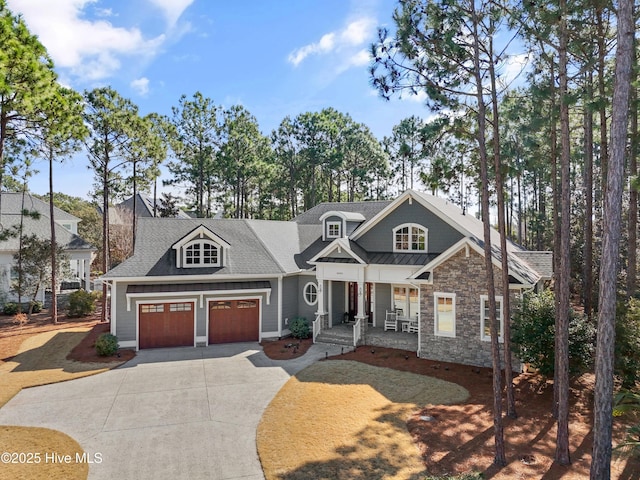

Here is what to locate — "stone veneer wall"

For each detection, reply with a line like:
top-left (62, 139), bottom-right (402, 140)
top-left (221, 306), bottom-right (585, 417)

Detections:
top-left (419, 247), bottom-right (521, 369)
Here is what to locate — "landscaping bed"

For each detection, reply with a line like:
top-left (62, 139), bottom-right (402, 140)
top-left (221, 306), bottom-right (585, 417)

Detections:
top-left (260, 336), bottom-right (313, 360)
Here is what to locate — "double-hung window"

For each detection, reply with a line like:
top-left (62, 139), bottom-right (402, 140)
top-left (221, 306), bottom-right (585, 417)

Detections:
top-left (480, 295), bottom-right (504, 342)
top-left (434, 293), bottom-right (456, 337)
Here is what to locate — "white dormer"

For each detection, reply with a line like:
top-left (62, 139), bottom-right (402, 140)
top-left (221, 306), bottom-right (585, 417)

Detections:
top-left (319, 211), bottom-right (366, 241)
top-left (171, 225), bottom-right (231, 269)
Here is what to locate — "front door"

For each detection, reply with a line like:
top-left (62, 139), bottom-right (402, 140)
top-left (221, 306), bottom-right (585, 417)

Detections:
top-left (348, 282), bottom-right (373, 323)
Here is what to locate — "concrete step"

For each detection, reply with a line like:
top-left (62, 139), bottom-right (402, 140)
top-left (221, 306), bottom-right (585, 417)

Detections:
top-left (315, 332), bottom-right (354, 346)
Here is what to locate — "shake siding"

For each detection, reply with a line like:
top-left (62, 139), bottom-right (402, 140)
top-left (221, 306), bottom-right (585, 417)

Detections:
top-left (419, 249), bottom-right (520, 369)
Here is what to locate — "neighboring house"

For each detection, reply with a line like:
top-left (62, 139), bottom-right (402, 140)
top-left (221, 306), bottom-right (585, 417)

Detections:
top-left (111, 194), bottom-right (192, 222)
top-left (102, 189), bottom-right (552, 367)
top-left (0, 193), bottom-right (96, 304)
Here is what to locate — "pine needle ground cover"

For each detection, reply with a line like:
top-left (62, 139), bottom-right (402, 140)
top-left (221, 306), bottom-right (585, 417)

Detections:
top-left (257, 360), bottom-right (469, 480)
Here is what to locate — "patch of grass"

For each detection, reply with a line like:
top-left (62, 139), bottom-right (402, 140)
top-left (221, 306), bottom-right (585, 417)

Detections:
top-left (0, 426), bottom-right (88, 480)
top-left (0, 327), bottom-right (120, 407)
top-left (258, 360), bottom-right (469, 480)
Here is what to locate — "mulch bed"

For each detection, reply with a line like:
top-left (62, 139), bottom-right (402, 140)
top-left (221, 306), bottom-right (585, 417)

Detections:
top-left (261, 337), bottom-right (313, 360)
top-left (66, 322), bottom-right (136, 363)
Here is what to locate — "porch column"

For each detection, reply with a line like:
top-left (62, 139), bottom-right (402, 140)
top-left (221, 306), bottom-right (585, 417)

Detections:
top-left (84, 257), bottom-right (91, 291)
top-left (356, 281), bottom-right (365, 319)
top-left (316, 280), bottom-right (325, 315)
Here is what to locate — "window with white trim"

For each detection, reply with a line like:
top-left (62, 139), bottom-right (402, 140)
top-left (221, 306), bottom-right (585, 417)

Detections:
top-left (303, 282), bottom-right (318, 306)
top-left (480, 295), bottom-right (504, 342)
top-left (434, 293), bottom-right (456, 337)
top-left (183, 240), bottom-right (220, 267)
top-left (327, 221), bottom-right (342, 239)
top-left (393, 224), bottom-right (427, 252)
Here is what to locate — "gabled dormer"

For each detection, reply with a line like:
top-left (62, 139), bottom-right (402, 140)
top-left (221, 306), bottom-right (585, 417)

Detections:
top-left (319, 211), bottom-right (366, 241)
top-left (172, 225), bottom-right (231, 269)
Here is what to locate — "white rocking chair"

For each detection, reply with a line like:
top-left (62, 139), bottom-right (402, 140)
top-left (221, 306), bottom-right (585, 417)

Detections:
top-left (384, 311), bottom-right (398, 331)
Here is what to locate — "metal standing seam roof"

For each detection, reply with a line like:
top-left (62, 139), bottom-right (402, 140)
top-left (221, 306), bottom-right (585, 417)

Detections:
top-left (126, 281), bottom-right (271, 294)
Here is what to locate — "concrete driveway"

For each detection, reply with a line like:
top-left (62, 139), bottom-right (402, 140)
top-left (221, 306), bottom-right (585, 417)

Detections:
top-left (0, 342), bottom-right (344, 480)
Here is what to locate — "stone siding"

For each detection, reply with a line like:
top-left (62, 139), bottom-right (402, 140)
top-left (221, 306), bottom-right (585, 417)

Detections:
top-left (419, 248), bottom-right (521, 369)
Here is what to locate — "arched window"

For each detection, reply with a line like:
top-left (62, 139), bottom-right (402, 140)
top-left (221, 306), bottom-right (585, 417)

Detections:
top-left (393, 224), bottom-right (427, 252)
top-left (303, 282), bottom-right (318, 306)
top-left (183, 240), bottom-right (220, 267)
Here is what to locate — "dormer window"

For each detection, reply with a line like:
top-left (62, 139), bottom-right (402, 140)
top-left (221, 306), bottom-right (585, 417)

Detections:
top-left (184, 240), bottom-right (219, 267)
top-left (327, 222), bottom-right (342, 239)
top-left (172, 225), bottom-right (230, 269)
top-left (393, 224), bottom-right (427, 252)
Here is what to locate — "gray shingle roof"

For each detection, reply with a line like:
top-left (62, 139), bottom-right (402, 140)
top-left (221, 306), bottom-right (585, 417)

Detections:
top-left (0, 193), bottom-right (95, 252)
top-left (293, 200), bottom-right (391, 225)
top-left (103, 191), bottom-right (551, 285)
top-left (116, 194), bottom-right (191, 219)
top-left (1, 192), bottom-right (79, 222)
top-left (104, 218), bottom-right (290, 278)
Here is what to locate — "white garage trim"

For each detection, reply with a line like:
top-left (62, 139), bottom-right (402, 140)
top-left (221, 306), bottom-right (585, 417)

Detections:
top-left (126, 288), bottom-right (271, 311)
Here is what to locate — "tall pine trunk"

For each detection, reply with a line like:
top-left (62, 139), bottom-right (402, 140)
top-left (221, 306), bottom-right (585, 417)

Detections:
top-left (627, 41), bottom-right (638, 298)
top-left (591, 0), bottom-right (634, 476)
top-left (583, 72), bottom-right (594, 318)
top-left (49, 145), bottom-right (58, 324)
top-left (555, 0), bottom-right (571, 464)
top-left (470, 1), bottom-right (506, 466)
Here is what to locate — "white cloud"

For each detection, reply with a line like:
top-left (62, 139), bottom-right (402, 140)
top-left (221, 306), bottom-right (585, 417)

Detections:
top-left (7, 0), bottom-right (166, 83)
top-left (147, 0), bottom-right (194, 27)
top-left (288, 17), bottom-right (375, 67)
top-left (130, 77), bottom-right (150, 96)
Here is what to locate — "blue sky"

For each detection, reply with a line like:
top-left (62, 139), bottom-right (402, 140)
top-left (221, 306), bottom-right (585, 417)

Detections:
top-left (8, 0), bottom-right (434, 201)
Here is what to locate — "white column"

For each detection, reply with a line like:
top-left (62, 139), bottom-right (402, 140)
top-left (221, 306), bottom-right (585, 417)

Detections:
top-left (316, 279), bottom-right (325, 315)
top-left (84, 257), bottom-right (91, 291)
top-left (356, 280), bottom-right (365, 319)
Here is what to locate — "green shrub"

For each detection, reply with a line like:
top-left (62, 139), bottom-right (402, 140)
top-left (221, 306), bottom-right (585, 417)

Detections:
top-left (28, 301), bottom-right (42, 313)
top-left (615, 299), bottom-right (640, 389)
top-left (511, 290), bottom-right (595, 378)
top-left (289, 317), bottom-right (310, 339)
top-left (95, 333), bottom-right (119, 356)
top-left (67, 289), bottom-right (97, 318)
top-left (3, 301), bottom-right (43, 315)
top-left (3, 302), bottom-right (19, 315)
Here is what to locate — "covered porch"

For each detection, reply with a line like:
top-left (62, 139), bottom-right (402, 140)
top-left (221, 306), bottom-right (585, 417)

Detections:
top-left (313, 279), bottom-right (421, 352)
top-left (314, 322), bottom-right (419, 352)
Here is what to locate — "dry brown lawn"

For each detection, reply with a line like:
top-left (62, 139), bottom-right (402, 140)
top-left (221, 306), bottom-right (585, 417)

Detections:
top-left (0, 426), bottom-right (89, 480)
top-left (257, 360), bottom-right (469, 480)
top-left (0, 319), bottom-right (132, 480)
top-left (0, 327), bottom-right (112, 407)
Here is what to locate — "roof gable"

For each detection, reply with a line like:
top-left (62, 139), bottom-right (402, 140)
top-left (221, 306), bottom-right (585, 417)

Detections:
top-left (171, 224), bottom-right (231, 251)
top-left (309, 238), bottom-right (367, 265)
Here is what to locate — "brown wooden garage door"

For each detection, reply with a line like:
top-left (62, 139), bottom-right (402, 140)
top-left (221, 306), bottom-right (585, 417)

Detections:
top-left (139, 302), bottom-right (194, 349)
top-left (209, 299), bottom-right (259, 344)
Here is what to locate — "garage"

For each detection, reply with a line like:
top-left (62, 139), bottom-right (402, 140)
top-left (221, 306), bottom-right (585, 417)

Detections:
top-left (138, 302), bottom-right (194, 349)
top-left (209, 299), bottom-right (260, 344)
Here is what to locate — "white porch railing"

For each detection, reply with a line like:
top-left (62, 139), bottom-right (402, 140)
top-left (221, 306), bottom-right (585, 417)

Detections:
top-left (313, 313), bottom-right (324, 343)
top-left (353, 317), bottom-right (362, 346)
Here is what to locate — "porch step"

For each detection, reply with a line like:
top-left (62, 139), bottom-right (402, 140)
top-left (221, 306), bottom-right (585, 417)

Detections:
top-left (315, 331), bottom-right (354, 346)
